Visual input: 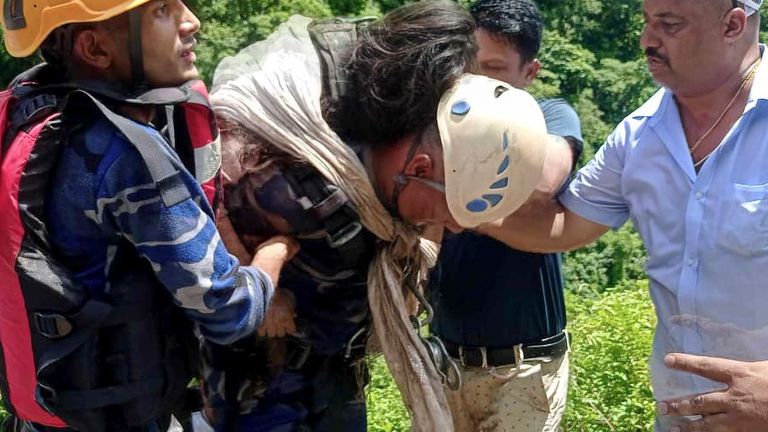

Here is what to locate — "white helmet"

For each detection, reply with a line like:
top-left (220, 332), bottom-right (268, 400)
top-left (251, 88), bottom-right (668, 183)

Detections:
top-left (438, 74), bottom-right (548, 228)
top-left (739, 0), bottom-right (762, 16)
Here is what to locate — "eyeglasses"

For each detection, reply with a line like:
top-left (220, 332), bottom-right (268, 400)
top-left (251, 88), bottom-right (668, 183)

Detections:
top-left (402, 175), bottom-right (446, 194)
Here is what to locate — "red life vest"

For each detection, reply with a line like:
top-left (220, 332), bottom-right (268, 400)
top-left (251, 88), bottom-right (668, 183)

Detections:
top-left (174, 80), bottom-right (222, 211)
top-left (0, 73), bottom-right (220, 429)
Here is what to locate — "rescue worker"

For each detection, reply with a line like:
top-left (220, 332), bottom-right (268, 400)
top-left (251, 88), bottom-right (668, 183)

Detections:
top-left (194, 2), bottom-right (562, 430)
top-left (0, 1), bottom-right (294, 431)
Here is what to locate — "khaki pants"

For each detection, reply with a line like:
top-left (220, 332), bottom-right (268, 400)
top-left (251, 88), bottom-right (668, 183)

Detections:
top-left (446, 352), bottom-right (569, 432)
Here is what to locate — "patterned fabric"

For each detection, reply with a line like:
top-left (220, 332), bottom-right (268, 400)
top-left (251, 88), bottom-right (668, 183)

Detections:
top-left (224, 160), bottom-right (372, 353)
top-left (203, 158), bottom-right (373, 431)
top-left (445, 353), bottom-right (569, 432)
top-left (45, 116), bottom-right (274, 346)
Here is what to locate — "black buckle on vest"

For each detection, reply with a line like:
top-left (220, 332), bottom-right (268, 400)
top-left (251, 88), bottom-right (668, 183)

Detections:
top-left (34, 313), bottom-right (73, 339)
top-left (312, 188), bottom-right (348, 219)
top-left (326, 220), bottom-right (362, 249)
top-left (20, 94), bottom-right (58, 124)
top-left (286, 342), bottom-right (312, 371)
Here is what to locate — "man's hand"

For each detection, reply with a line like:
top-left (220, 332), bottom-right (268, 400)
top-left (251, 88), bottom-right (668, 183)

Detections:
top-left (258, 288), bottom-right (297, 338)
top-left (250, 235), bottom-right (300, 286)
top-left (658, 353), bottom-right (768, 431)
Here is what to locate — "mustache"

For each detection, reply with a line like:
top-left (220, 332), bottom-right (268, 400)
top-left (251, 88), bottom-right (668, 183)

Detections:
top-left (645, 48), bottom-right (668, 64)
top-left (182, 36), bottom-right (197, 50)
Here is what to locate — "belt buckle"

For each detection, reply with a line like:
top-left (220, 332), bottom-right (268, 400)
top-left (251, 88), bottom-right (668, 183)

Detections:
top-left (458, 346), bottom-right (488, 369)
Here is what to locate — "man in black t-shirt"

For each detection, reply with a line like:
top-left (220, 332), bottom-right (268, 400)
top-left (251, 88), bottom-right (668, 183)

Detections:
top-left (429, 1), bottom-right (583, 430)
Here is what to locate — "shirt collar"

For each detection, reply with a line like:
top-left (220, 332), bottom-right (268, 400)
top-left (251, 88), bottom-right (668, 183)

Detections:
top-left (747, 44), bottom-right (768, 104)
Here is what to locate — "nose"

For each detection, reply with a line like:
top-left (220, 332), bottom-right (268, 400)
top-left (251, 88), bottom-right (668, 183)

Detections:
top-left (639, 23), bottom-right (658, 51)
top-left (179, 2), bottom-right (201, 36)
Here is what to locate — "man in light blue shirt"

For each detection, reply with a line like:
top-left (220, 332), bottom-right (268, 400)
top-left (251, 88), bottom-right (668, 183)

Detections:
top-left (482, 0), bottom-right (768, 430)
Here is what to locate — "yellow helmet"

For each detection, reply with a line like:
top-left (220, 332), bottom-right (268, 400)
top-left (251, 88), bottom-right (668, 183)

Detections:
top-left (2, 0), bottom-right (151, 57)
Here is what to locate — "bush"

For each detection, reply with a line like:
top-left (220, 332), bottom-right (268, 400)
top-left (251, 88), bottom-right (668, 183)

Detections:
top-left (366, 355), bottom-right (411, 432)
top-left (564, 280), bottom-right (656, 432)
top-left (563, 224), bottom-right (646, 295)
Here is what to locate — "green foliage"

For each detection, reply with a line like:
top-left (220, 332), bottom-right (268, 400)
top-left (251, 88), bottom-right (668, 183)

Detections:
top-left (188, 0), bottom-right (336, 83)
top-left (563, 224), bottom-right (647, 295)
top-left (367, 356), bottom-right (411, 432)
top-left (564, 281), bottom-right (656, 432)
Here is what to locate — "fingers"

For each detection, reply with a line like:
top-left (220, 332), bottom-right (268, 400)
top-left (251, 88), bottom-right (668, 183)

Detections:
top-left (673, 414), bottom-right (729, 432)
top-left (257, 310), bottom-right (296, 338)
top-left (664, 353), bottom-right (740, 384)
top-left (659, 392), bottom-right (730, 417)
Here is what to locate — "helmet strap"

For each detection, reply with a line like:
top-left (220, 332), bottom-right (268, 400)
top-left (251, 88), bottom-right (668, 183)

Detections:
top-left (128, 9), bottom-right (149, 91)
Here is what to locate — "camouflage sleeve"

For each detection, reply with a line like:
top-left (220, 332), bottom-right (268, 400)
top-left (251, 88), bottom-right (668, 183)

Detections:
top-left (92, 133), bottom-right (274, 345)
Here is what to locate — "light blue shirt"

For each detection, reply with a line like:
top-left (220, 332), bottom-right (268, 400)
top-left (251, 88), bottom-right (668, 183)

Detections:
top-left (561, 46), bottom-right (768, 401)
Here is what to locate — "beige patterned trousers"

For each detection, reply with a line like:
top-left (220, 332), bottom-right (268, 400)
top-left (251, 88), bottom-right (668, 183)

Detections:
top-left (446, 352), bottom-right (569, 432)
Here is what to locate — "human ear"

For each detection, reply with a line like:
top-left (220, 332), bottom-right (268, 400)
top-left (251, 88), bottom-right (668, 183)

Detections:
top-left (71, 28), bottom-right (114, 70)
top-left (405, 153), bottom-right (435, 178)
top-left (722, 8), bottom-right (748, 42)
top-left (524, 58), bottom-right (542, 85)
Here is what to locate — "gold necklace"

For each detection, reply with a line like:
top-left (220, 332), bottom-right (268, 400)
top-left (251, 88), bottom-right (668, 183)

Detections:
top-left (691, 58), bottom-right (762, 168)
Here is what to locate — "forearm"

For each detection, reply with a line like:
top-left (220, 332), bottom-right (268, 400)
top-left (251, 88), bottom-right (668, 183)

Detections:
top-left (217, 211), bottom-right (252, 265)
top-left (516, 135), bottom-right (578, 216)
top-left (478, 204), bottom-right (567, 253)
top-left (128, 205), bottom-right (276, 345)
top-left (478, 201), bottom-right (608, 253)
top-left (541, 135), bottom-right (578, 197)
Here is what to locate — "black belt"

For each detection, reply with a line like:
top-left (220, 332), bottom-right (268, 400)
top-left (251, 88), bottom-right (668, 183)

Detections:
top-left (444, 332), bottom-right (570, 368)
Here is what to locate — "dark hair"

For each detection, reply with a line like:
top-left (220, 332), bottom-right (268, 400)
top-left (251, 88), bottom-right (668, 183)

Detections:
top-left (327, 1), bottom-right (476, 146)
top-left (39, 25), bottom-right (79, 69)
top-left (470, 0), bottom-right (543, 63)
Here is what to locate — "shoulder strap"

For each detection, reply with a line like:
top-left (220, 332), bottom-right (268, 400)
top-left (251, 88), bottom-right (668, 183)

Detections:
top-left (1, 85), bottom-right (62, 157)
top-left (283, 166), bottom-right (372, 270)
top-left (308, 17), bottom-right (377, 104)
top-left (68, 90), bottom-right (191, 208)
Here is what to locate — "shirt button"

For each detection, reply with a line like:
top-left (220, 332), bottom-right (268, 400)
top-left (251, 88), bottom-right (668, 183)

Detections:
top-left (687, 259), bottom-right (695, 267)
top-left (695, 192), bottom-right (704, 200)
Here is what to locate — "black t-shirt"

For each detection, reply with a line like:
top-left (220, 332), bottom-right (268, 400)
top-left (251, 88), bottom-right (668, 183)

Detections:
top-left (429, 98), bottom-right (583, 347)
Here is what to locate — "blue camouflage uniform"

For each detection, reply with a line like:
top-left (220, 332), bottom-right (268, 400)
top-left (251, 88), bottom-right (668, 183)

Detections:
top-left (203, 160), bottom-right (373, 431)
top-left (46, 117), bottom-right (274, 348)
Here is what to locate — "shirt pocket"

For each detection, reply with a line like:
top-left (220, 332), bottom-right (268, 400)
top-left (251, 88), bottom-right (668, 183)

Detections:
top-left (716, 183), bottom-right (768, 256)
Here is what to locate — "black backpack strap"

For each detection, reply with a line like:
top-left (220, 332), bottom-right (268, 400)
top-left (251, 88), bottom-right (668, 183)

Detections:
top-left (308, 17), bottom-right (377, 104)
top-left (34, 293), bottom-right (173, 414)
top-left (69, 90), bottom-right (191, 208)
top-left (33, 299), bottom-right (112, 413)
top-left (2, 86), bottom-right (62, 155)
top-left (284, 167), bottom-right (371, 270)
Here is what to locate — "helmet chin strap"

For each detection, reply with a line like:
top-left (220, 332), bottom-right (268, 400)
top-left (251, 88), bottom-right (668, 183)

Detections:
top-left (128, 8), bottom-right (149, 92)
